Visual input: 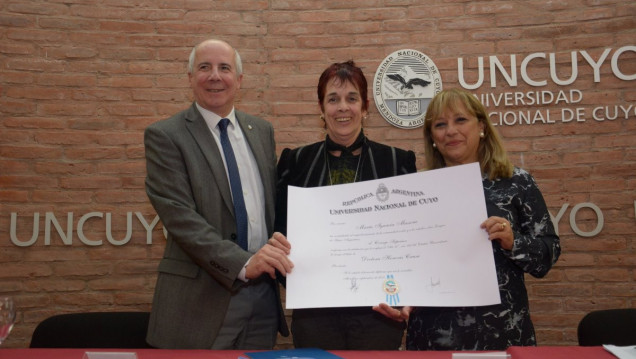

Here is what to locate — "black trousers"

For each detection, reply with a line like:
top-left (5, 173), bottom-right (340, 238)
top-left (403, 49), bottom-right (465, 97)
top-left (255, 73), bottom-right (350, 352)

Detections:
top-left (291, 307), bottom-right (405, 350)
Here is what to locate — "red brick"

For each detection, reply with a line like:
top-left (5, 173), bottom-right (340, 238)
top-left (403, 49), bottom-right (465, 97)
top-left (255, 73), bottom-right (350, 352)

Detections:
top-left (0, 263), bottom-right (53, 279)
top-left (31, 190), bottom-right (93, 204)
top-left (88, 277), bottom-right (146, 291)
top-left (353, 7), bottom-right (406, 21)
top-left (564, 298), bottom-right (630, 312)
top-left (0, 0), bottom-right (634, 350)
top-left (100, 21), bottom-right (156, 33)
top-left (53, 292), bottom-right (115, 306)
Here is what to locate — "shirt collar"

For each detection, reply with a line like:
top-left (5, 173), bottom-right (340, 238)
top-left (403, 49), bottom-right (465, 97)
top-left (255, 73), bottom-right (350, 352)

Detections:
top-left (195, 103), bottom-right (237, 129)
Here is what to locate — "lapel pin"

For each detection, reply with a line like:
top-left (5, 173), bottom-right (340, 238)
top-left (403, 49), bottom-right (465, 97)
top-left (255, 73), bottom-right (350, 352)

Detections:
top-left (248, 125), bottom-right (253, 130)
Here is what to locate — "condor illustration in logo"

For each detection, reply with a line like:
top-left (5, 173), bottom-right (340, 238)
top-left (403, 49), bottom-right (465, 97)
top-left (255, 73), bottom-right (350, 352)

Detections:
top-left (374, 49), bottom-right (442, 129)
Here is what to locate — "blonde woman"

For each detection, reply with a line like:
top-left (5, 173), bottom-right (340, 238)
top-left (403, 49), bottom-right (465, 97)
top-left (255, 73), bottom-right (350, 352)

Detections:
top-left (375, 88), bottom-right (561, 350)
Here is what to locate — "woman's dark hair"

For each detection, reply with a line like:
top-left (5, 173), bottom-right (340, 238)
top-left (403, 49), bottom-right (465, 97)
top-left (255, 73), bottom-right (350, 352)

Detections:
top-left (317, 60), bottom-right (369, 112)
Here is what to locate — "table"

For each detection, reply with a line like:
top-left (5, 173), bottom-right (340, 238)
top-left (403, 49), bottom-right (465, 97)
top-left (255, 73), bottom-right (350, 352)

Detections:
top-left (0, 346), bottom-right (616, 359)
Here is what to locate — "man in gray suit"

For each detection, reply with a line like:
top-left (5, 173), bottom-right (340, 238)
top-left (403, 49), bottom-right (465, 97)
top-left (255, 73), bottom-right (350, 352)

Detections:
top-left (144, 39), bottom-right (293, 349)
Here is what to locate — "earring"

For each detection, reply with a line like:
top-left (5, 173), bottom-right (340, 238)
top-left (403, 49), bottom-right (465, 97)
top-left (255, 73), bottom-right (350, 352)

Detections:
top-left (480, 131), bottom-right (485, 138)
top-left (432, 143), bottom-right (437, 148)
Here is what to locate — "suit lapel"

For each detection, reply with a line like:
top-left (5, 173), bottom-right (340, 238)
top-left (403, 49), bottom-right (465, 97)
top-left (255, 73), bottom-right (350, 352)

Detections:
top-left (237, 112), bottom-right (268, 179)
top-left (184, 104), bottom-right (235, 216)
top-left (237, 111), bottom-right (275, 229)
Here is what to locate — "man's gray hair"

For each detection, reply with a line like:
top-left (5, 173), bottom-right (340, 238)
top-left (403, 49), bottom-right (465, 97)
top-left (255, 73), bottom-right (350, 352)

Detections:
top-left (187, 40), bottom-right (243, 76)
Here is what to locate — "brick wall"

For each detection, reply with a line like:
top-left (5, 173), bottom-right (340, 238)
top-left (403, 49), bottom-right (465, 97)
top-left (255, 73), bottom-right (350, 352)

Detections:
top-left (1, 0), bottom-right (634, 349)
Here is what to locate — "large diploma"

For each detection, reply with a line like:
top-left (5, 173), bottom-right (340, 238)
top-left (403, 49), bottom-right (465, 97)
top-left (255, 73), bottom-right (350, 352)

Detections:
top-left (285, 162), bottom-right (500, 309)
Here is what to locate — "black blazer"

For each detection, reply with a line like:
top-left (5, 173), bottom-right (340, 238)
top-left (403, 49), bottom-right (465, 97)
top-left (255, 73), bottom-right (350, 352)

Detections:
top-left (275, 137), bottom-right (417, 235)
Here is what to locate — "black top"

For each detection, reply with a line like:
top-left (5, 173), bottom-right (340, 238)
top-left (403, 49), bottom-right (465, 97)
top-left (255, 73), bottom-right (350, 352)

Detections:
top-left (407, 167), bottom-right (561, 350)
top-left (274, 134), bottom-right (417, 350)
top-left (275, 135), bottom-right (417, 235)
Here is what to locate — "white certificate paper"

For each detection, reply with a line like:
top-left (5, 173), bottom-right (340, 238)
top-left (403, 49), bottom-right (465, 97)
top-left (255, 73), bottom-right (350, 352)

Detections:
top-left (285, 162), bottom-right (501, 309)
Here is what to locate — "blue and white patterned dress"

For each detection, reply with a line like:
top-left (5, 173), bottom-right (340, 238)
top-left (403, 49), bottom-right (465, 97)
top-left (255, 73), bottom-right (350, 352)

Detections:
top-left (407, 167), bottom-right (561, 350)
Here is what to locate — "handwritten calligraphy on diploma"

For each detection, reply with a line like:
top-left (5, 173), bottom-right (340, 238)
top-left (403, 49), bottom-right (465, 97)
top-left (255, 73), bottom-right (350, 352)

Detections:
top-left (286, 163), bottom-right (501, 309)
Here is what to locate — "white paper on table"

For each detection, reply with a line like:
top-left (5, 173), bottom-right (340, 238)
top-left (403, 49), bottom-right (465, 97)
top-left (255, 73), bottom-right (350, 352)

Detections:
top-left (285, 162), bottom-right (501, 309)
top-left (604, 344), bottom-right (636, 359)
top-left (83, 352), bottom-right (138, 359)
top-left (452, 353), bottom-right (510, 359)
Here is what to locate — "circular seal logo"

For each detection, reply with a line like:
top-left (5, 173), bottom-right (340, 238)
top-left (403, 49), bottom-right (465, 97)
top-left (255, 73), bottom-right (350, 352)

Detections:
top-left (373, 49), bottom-right (443, 129)
top-left (383, 277), bottom-right (399, 295)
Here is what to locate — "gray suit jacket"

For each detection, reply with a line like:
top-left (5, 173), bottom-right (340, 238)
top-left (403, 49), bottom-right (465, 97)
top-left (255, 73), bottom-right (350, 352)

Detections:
top-left (143, 103), bottom-right (288, 349)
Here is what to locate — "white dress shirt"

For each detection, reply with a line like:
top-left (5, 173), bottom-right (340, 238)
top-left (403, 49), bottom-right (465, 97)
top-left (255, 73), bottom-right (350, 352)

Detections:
top-left (197, 104), bottom-right (268, 280)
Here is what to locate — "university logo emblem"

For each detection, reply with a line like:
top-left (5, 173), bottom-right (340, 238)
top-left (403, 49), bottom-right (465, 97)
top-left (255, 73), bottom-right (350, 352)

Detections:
top-left (373, 49), bottom-right (443, 129)
top-left (383, 274), bottom-right (400, 306)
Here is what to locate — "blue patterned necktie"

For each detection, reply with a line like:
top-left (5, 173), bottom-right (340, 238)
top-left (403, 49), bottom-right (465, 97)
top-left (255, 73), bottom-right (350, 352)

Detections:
top-left (218, 118), bottom-right (248, 250)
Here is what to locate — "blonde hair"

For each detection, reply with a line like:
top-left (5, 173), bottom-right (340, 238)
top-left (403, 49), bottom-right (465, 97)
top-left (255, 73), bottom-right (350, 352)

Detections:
top-left (423, 88), bottom-right (513, 180)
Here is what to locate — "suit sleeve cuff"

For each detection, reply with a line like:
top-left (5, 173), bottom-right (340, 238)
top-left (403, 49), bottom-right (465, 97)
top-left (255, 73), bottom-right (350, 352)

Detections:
top-left (237, 256), bottom-right (252, 282)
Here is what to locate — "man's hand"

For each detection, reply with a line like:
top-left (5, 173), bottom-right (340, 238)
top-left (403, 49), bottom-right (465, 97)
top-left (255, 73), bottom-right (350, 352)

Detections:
top-left (245, 232), bottom-right (294, 279)
top-left (372, 303), bottom-right (412, 322)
